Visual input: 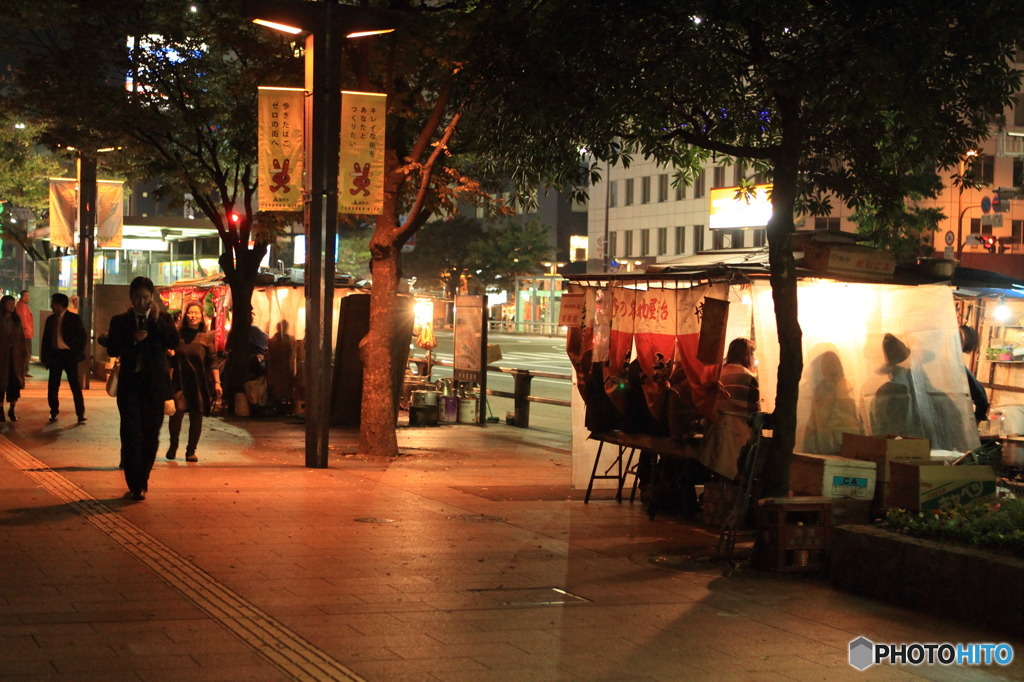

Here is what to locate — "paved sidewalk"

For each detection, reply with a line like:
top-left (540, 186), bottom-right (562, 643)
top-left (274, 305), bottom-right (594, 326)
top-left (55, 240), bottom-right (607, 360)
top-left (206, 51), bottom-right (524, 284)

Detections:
top-left (0, 373), bottom-right (1021, 681)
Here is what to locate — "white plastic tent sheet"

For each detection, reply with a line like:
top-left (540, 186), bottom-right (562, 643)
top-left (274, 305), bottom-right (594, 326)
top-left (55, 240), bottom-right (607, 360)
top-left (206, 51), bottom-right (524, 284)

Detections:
top-left (751, 280), bottom-right (979, 454)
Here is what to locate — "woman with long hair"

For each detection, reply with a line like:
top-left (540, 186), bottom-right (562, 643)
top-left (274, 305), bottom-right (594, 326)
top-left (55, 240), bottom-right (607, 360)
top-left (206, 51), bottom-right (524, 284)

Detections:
top-left (167, 300), bottom-right (221, 462)
top-left (0, 294), bottom-right (27, 421)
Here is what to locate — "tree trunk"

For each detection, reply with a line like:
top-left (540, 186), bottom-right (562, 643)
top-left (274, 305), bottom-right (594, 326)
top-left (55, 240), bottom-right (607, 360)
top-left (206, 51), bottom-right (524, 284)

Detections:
top-left (763, 111), bottom-right (804, 497)
top-left (359, 190), bottom-right (402, 456)
top-left (219, 245), bottom-right (264, 407)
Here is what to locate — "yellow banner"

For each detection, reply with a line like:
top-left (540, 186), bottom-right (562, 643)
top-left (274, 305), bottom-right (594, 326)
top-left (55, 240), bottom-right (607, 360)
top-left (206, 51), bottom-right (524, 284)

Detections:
top-left (97, 180), bottom-right (124, 248)
top-left (339, 91), bottom-right (386, 215)
top-left (48, 178), bottom-right (77, 248)
top-left (258, 87), bottom-right (305, 212)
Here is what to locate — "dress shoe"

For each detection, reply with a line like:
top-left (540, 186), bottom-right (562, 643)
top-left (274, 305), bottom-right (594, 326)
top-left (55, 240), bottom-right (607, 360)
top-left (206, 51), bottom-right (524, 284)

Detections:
top-left (130, 490), bottom-right (146, 501)
top-left (185, 452), bottom-right (198, 463)
top-left (48, 413), bottom-right (58, 423)
top-left (77, 416), bottom-right (87, 424)
top-left (166, 446), bottom-right (178, 460)
top-left (7, 406), bottom-right (16, 421)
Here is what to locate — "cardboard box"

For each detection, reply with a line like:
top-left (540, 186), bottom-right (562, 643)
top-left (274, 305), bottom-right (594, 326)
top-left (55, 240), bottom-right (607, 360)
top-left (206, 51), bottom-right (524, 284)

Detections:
top-left (791, 452), bottom-right (877, 500)
top-left (886, 462), bottom-right (996, 511)
top-left (840, 434), bottom-right (931, 482)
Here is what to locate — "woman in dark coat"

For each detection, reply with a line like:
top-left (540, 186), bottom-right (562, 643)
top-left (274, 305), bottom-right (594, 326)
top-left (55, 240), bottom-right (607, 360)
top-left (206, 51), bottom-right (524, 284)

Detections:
top-left (0, 295), bottom-right (27, 421)
top-left (167, 300), bottom-right (221, 462)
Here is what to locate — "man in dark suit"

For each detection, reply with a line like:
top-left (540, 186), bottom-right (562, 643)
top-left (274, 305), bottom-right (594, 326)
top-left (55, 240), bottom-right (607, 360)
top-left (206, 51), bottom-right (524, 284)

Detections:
top-left (40, 292), bottom-right (87, 424)
top-left (105, 277), bottom-right (179, 501)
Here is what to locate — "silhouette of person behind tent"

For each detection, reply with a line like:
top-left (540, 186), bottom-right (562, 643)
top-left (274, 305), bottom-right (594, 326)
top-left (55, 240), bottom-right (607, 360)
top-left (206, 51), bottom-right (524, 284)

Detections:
top-left (804, 349), bottom-right (861, 455)
top-left (871, 333), bottom-right (925, 438)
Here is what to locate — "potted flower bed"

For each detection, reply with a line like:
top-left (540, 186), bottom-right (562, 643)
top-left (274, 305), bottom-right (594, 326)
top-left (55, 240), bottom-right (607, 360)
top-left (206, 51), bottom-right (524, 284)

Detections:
top-left (830, 498), bottom-right (1024, 636)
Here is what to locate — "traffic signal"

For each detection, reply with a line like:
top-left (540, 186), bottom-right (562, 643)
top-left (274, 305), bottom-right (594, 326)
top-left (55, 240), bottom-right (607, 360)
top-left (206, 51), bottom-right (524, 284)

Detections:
top-left (992, 190), bottom-right (1011, 213)
top-left (980, 235), bottom-right (997, 253)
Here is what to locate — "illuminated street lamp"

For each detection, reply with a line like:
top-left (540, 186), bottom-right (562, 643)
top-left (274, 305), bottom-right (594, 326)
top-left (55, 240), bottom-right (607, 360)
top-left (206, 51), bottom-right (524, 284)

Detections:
top-left (246, 0), bottom-right (397, 468)
top-left (955, 149), bottom-right (977, 261)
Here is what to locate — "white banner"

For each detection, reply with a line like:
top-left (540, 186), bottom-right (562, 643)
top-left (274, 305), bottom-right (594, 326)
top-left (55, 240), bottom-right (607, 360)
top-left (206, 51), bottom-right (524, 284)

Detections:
top-left (339, 91), bottom-right (386, 215)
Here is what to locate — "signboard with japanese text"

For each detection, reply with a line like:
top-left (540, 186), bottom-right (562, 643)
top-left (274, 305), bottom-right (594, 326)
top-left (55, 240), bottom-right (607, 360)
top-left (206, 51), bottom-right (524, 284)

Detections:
top-left (96, 180), bottom-right (124, 247)
top-left (454, 294), bottom-right (485, 384)
top-left (257, 87), bottom-right (305, 211)
top-left (48, 179), bottom-right (77, 248)
top-left (339, 91), bottom-right (386, 215)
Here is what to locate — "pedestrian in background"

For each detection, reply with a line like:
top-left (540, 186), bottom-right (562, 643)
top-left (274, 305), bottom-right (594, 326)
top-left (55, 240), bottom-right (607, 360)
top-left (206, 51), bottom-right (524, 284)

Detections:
top-left (105, 277), bottom-right (179, 501)
top-left (0, 295), bottom-right (27, 422)
top-left (40, 293), bottom-right (87, 424)
top-left (167, 300), bottom-right (221, 463)
top-left (15, 290), bottom-right (33, 378)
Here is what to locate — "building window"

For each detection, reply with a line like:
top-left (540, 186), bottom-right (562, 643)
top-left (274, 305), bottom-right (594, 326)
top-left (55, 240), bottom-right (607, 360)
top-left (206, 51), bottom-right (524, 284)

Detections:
top-left (970, 154), bottom-right (995, 185)
top-left (657, 227), bottom-right (668, 255)
top-left (675, 225), bottom-right (686, 254)
top-left (1015, 95), bottom-right (1024, 127)
top-left (675, 182), bottom-right (686, 201)
top-left (657, 174), bottom-right (669, 202)
top-left (1012, 219), bottom-right (1023, 243)
top-left (970, 217), bottom-right (992, 236)
top-left (641, 176), bottom-right (651, 204)
top-left (608, 231), bottom-right (617, 258)
top-left (608, 181), bottom-right (618, 208)
top-left (814, 217), bottom-right (841, 231)
top-left (624, 179), bottom-right (635, 206)
top-left (713, 165), bottom-right (726, 188)
top-left (694, 225), bottom-right (704, 252)
top-left (624, 230), bottom-right (634, 256)
top-left (1014, 159), bottom-right (1024, 187)
top-left (734, 164), bottom-right (745, 185)
top-left (694, 170), bottom-right (706, 198)
top-left (640, 229), bottom-right (650, 256)
top-left (752, 228), bottom-right (767, 247)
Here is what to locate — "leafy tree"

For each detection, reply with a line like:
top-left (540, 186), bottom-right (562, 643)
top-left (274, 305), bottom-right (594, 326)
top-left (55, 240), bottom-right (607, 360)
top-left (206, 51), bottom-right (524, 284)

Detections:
top-left (475, 0), bottom-right (1023, 493)
top-left (402, 217), bottom-right (486, 299)
top-left (0, 117), bottom-right (68, 260)
top-left (470, 217), bottom-right (553, 293)
top-left (403, 216), bottom-right (551, 298)
top-left (3, 0), bottom-right (301, 390)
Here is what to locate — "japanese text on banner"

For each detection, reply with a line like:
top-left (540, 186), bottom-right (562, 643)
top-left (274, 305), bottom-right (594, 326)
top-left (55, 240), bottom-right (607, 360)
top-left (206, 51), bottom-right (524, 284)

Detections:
top-left (339, 91), bottom-right (386, 215)
top-left (257, 87), bottom-right (305, 211)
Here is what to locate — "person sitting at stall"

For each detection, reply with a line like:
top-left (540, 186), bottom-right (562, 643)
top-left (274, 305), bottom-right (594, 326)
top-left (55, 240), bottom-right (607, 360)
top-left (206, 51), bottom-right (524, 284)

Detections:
top-left (960, 324), bottom-right (990, 424)
top-left (871, 333), bottom-right (925, 438)
top-left (699, 338), bottom-right (760, 480)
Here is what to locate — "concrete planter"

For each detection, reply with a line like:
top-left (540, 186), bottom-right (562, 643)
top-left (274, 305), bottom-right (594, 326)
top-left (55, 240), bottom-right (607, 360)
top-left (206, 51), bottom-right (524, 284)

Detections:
top-left (830, 525), bottom-right (1024, 636)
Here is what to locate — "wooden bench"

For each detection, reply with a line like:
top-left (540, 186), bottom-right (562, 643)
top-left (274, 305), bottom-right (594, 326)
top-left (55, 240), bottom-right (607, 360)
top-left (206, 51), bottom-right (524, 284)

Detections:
top-left (585, 431), bottom-right (702, 519)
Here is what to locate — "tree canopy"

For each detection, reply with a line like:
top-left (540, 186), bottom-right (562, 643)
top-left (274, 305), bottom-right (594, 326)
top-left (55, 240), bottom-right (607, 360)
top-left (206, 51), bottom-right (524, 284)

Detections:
top-left (471, 0), bottom-right (1024, 492)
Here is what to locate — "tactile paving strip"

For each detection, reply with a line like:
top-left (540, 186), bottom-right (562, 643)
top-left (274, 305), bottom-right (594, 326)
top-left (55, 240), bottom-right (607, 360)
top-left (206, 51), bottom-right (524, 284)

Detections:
top-left (0, 437), bottom-right (363, 682)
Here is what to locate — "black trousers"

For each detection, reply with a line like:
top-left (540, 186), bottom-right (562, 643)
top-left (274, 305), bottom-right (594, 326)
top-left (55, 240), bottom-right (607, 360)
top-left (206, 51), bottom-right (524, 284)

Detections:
top-left (47, 349), bottom-right (85, 418)
top-left (168, 409), bottom-right (203, 454)
top-left (118, 380), bottom-right (165, 493)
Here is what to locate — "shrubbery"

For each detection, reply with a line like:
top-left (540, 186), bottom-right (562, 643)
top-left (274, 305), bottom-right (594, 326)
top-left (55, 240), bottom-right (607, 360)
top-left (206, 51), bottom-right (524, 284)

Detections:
top-left (883, 497), bottom-right (1024, 558)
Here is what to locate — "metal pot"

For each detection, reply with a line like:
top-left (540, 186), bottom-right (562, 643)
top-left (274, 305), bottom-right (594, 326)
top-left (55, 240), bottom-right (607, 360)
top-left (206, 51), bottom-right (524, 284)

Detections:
top-left (1003, 438), bottom-right (1024, 467)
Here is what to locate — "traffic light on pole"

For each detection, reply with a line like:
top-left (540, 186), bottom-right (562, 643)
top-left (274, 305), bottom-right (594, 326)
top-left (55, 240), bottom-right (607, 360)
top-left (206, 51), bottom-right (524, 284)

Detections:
top-left (980, 234), bottom-right (997, 253)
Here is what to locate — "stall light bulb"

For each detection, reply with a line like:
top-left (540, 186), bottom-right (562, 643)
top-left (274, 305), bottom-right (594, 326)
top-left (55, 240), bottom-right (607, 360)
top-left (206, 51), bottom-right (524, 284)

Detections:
top-left (994, 302), bottom-right (1011, 322)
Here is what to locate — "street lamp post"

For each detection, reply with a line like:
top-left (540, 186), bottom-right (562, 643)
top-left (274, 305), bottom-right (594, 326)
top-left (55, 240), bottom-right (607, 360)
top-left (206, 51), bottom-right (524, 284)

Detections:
top-left (247, 0), bottom-right (396, 468)
top-left (76, 152), bottom-right (96, 390)
top-left (955, 151), bottom-right (977, 262)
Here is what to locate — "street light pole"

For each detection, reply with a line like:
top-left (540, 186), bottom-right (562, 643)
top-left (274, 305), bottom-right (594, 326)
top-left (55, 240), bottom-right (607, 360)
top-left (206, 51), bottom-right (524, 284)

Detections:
top-left (247, 0), bottom-right (397, 468)
top-left (303, 15), bottom-right (342, 469)
top-left (76, 152), bottom-right (96, 390)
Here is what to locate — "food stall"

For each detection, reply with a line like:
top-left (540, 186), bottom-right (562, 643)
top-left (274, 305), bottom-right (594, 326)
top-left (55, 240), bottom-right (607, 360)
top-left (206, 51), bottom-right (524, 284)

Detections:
top-left (565, 246), bottom-right (987, 515)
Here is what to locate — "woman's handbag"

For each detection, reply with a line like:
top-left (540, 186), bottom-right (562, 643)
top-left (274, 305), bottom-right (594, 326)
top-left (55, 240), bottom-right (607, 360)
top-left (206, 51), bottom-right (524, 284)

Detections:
top-left (105, 360), bottom-right (119, 398)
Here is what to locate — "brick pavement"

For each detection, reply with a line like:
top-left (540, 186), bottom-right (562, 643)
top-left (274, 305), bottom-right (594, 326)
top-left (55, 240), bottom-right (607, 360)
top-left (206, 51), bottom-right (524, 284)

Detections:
top-left (1, 372), bottom-right (1021, 681)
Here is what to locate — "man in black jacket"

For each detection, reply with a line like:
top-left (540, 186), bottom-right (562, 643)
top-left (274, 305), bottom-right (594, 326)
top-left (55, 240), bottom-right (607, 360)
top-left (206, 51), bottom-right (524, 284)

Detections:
top-left (40, 293), bottom-right (87, 424)
top-left (105, 277), bottom-right (179, 501)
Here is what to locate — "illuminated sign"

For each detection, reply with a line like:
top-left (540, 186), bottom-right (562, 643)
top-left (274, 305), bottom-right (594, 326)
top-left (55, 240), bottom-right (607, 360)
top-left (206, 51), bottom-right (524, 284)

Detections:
top-left (709, 184), bottom-right (773, 229)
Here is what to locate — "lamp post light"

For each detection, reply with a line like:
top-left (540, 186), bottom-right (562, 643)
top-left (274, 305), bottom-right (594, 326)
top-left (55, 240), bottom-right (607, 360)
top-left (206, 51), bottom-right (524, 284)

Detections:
top-left (247, 0), bottom-right (396, 468)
